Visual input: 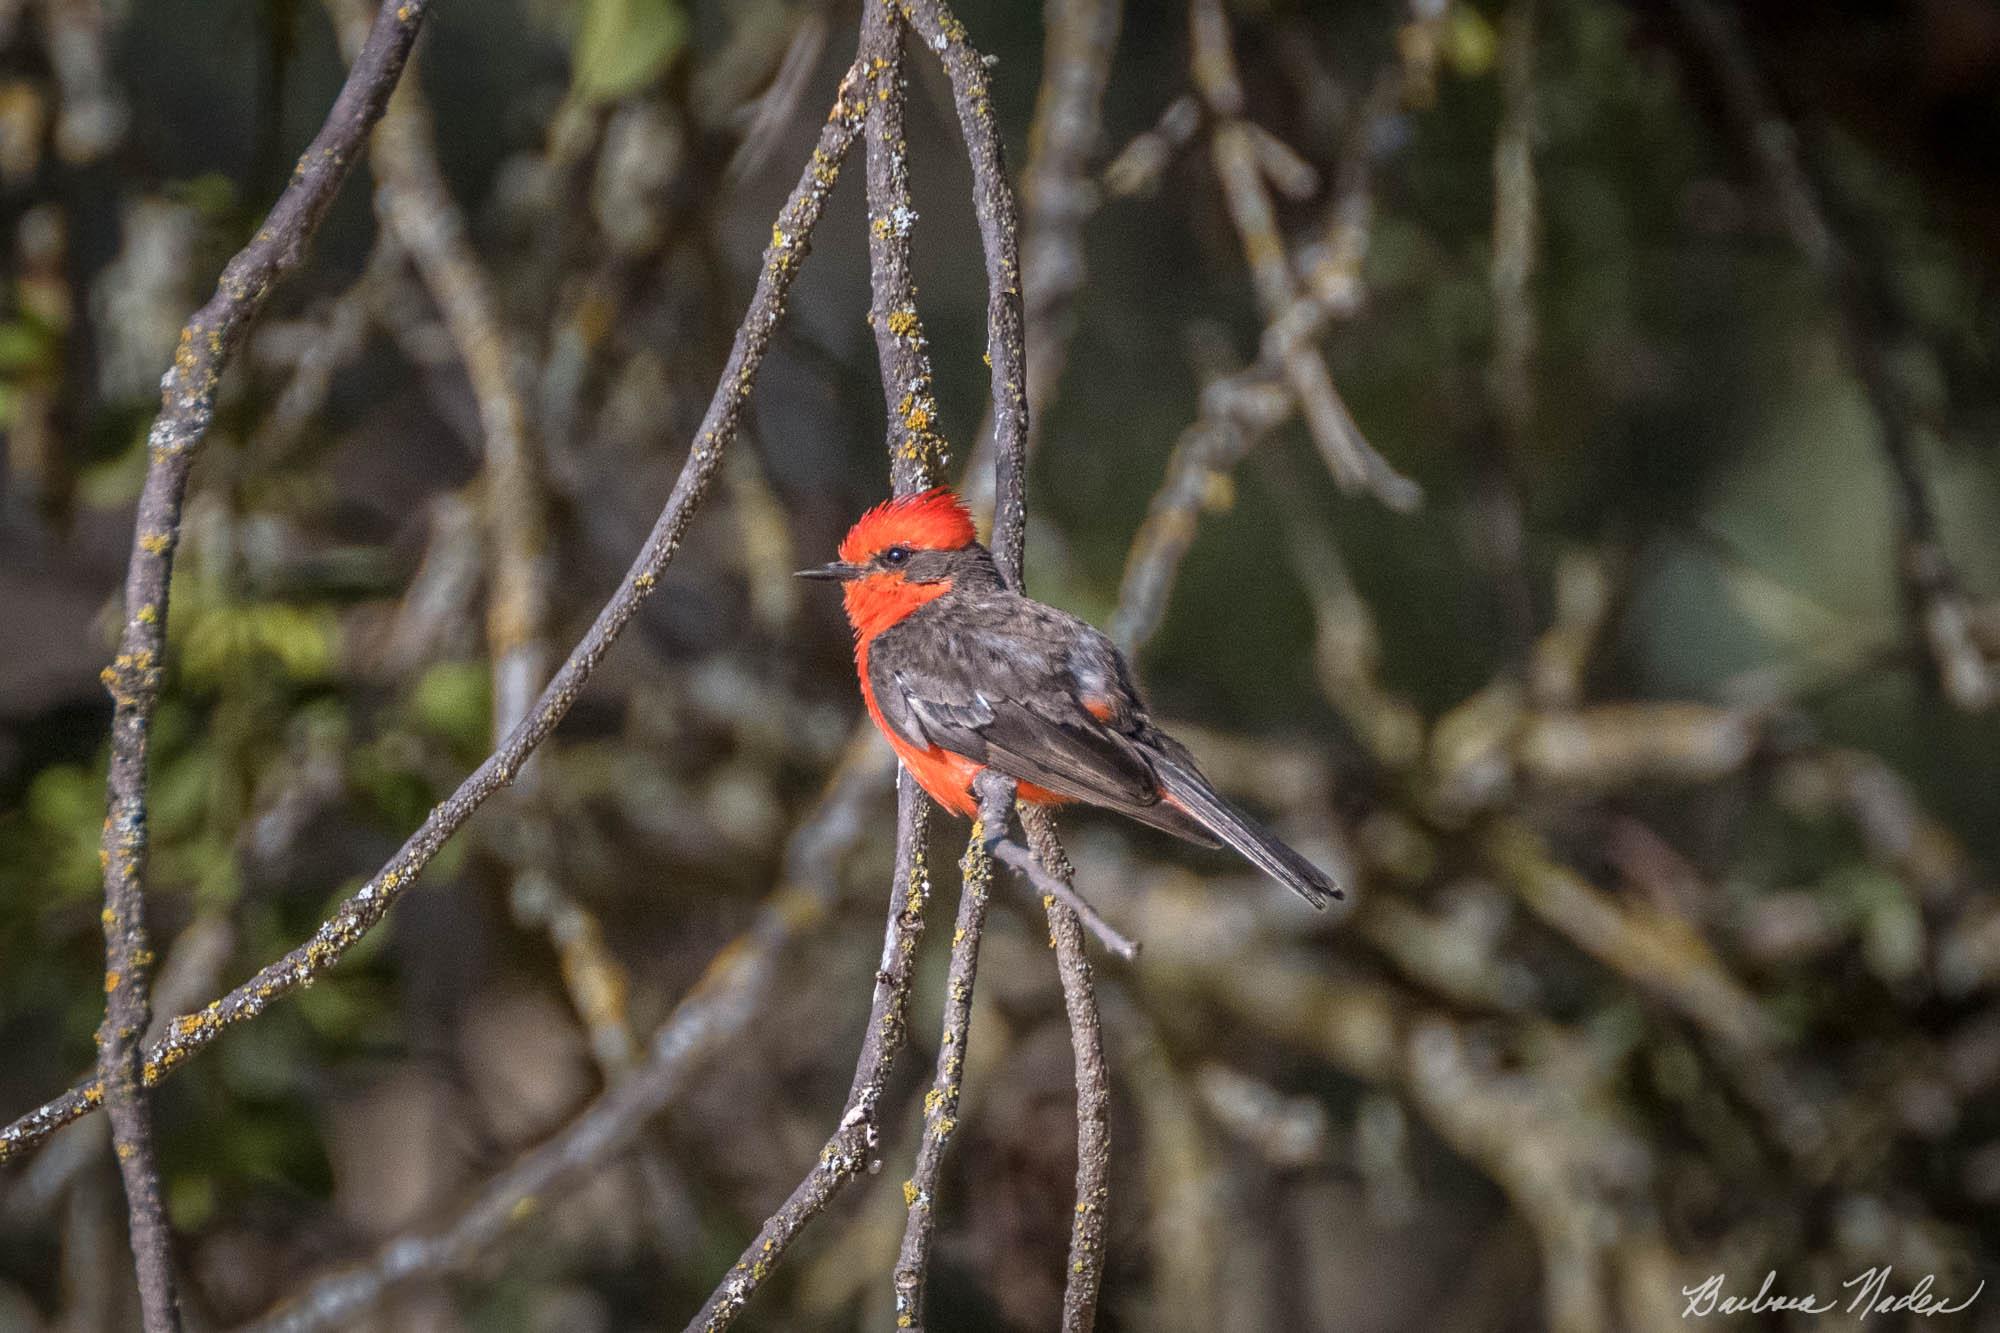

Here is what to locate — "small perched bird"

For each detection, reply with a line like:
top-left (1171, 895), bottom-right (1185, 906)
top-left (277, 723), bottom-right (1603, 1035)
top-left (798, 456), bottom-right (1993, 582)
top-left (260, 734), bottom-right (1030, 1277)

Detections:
top-left (800, 487), bottom-right (1340, 908)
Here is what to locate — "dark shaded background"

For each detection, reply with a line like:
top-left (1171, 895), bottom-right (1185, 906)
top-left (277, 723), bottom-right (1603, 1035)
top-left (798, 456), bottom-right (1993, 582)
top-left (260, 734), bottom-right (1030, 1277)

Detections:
top-left (1, 0), bottom-right (1997, 1328)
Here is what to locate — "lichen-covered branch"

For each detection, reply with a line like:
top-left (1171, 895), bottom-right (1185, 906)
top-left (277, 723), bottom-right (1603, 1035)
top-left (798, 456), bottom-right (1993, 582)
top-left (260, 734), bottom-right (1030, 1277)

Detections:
top-left (242, 740), bottom-right (893, 1332)
top-left (1, 42), bottom-right (876, 1170)
top-left (681, 10), bottom-right (958, 1325)
top-left (682, 774), bottom-right (934, 1332)
top-left (1025, 806), bottom-right (1112, 1333)
top-left (89, 4), bottom-right (436, 1326)
top-left (863, 3), bottom-right (950, 497)
top-left (891, 788), bottom-right (998, 1330)
top-left (900, 0), bottom-right (1030, 585)
top-left (893, 5), bottom-right (1113, 1323)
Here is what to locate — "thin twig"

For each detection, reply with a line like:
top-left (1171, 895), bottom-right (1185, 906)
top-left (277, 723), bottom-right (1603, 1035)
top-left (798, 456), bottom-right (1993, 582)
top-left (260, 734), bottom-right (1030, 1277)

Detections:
top-left (1103, 94), bottom-right (1202, 199)
top-left (0, 43), bottom-right (876, 1170)
top-left (681, 10), bottom-right (953, 1325)
top-left (902, 0), bottom-right (1029, 585)
top-left (241, 740), bottom-right (893, 1333)
top-left (890, 791), bottom-right (999, 1330)
top-left (899, 4), bottom-right (1113, 1323)
top-left (863, 5), bottom-right (951, 496)
top-left (1026, 805), bottom-right (1112, 1332)
top-left (990, 838), bottom-right (1139, 962)
top-left (1113, 17), bottom-right (1433, 651)
top-left (89, 4), bottom-right (436, 1326)
top-left (683, 775), bottom-right (934, 1332)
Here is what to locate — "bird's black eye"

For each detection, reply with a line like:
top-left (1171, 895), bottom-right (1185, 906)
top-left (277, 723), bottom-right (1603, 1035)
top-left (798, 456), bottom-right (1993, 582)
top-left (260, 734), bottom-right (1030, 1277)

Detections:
top-left (882, 546), bottom-right (912, 567)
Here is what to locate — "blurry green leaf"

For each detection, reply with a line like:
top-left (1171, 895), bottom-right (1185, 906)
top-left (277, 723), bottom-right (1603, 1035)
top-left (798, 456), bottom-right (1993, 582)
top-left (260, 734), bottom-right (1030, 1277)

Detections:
top-left (162, 835), bottom-right (242, 912)
top-left (26, 764), bottom-right (104, 900)
top-left (179, 600), bottom-right (339, 687)
top-left (411, 660), bottom-right (491, 753)
top-left (168, 1172), bottom-right (217, 1231)
top-left (1444, 3), bottom-right (1497, 78)
top-left (293, 971), bottom-right (369, 1038)
top-left (165, 172), bottom-right (237, 219)
top-left (0, 316), bottom-right (56, 373)
top-left (570, 0), bottom-right (686, 104)
top-left (150, 746), bottom-right (214, 838)
top-left (76, 430), bottom-right (152, 508)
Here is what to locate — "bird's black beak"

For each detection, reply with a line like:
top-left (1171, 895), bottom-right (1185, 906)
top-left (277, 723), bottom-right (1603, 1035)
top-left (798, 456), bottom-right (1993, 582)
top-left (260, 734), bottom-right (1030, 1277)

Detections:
top-left (795, 561), bottom-right (862, 582)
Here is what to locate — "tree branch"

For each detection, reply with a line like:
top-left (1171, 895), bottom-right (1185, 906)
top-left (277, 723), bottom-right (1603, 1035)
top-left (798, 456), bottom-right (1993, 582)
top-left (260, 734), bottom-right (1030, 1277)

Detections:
top-left (1026, 805), bottom-right (1112, 1333)
top-left (890, 791), bottom-right (999, 1330)
top-left (681, 10), bottom-right (958, 1325)
top-left (90, 3), bottom-right (436, 1326)
top-left (682, 774), bottom-right (934, 1332)
top-left (901, 0), bottom-right (1030, 586)
top-left (1, 39), bottom-right (874, 1170)
top-left (896, 6), bottom-right (1112, 1322)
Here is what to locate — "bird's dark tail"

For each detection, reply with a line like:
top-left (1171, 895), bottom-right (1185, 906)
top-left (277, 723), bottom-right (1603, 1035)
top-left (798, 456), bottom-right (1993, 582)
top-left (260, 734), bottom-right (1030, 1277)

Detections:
top-left (1152, 754), bottom-right (1342, 910)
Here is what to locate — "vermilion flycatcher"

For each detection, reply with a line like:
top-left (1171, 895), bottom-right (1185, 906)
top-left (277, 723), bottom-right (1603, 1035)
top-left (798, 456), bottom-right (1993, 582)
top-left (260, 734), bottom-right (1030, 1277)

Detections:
top-left (800, 487), bottom-right (1339, 908)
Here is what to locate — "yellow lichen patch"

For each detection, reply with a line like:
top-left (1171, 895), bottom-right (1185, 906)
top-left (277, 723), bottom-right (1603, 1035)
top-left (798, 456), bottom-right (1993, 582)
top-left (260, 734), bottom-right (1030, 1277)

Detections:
top-left (634, 572), bottom-right (657, 593)
top-left (139, 531), bottom-right (170, 556)
top-left (509, 1195), bottom-right (539, 1221)
top-left (886, 309), bottom-right (920, 338)
top-left (103, 972), bottom-right (120, 993)
top-left (902, 1179), bottom-right (918, 1206)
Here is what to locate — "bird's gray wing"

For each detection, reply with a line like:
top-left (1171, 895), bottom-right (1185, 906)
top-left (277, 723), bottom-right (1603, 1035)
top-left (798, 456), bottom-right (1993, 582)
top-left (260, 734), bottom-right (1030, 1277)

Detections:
top-left (868, 608), bottom-right (1220, 845)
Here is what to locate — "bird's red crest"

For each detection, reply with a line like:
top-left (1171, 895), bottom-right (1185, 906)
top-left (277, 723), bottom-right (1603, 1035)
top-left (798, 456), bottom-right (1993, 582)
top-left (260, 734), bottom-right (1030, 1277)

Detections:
top-left (838, 486), bottom-right (977, 564)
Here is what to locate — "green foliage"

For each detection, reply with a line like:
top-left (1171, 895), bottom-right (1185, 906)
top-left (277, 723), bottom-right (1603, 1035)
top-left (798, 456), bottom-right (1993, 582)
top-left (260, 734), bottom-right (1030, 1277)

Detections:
top-left (22, 763), bottom-right (105, 902)
top-left (411, 659), bottom-right (493, 756)
top-left (569, 0), bottom-right (685, 104)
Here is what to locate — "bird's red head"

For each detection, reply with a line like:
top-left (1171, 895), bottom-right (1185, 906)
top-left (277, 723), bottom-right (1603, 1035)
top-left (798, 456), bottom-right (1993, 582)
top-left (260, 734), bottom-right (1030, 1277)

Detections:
top-left (836, 486), bottom-right (977, 565)
top-left (801, 487), bottom-right (980, 640)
